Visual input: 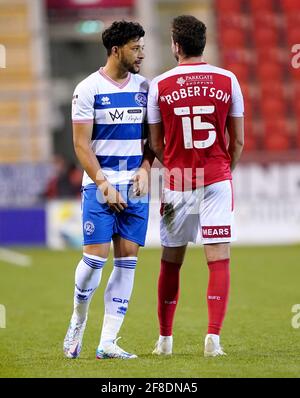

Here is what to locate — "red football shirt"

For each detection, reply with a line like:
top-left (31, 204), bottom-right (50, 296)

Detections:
top-left (147, 63), bottom-right (244, 190)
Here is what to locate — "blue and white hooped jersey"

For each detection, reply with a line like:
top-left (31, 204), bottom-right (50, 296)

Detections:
top-left (72, 68), bottom-right (148, 187)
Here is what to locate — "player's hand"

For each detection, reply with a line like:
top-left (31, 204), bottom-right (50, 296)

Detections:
top-left (131, 167), bottom-right (149, 197)
top-left (99, 181), bottom-right (127, 212)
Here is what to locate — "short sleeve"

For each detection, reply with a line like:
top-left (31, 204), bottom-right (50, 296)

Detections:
top-left (72, 80), bottom-right (95, 123)
top-left (147, 79), bottom-right (162, 124)
top-left (229, 74), bottom-right (244, 117)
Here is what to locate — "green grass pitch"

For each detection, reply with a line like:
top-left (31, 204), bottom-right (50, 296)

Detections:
top-left (0, 245), bottom-right (300, 378)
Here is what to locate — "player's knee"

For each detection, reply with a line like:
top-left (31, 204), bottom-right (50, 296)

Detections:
top-left (204, 243), bottom-right (230, 262)
top-left (161, 245), bottom-right (186, 264)
top-left (83, 243), bottom-right (110, 258)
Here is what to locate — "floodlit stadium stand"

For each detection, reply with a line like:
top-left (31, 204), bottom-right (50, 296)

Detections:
top-left (215, 0), bottom-right (300, 159)
top-left (0, 0), bottom-right (51, 163)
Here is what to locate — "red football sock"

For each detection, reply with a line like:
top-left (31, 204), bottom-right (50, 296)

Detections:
top-left (158, 259), bottom-right (182, 336)
top-left (207, 258), bottom-right (230, 335)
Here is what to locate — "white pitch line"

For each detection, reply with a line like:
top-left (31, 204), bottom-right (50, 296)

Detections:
top-left (0, 248), bottom-right (32, 267)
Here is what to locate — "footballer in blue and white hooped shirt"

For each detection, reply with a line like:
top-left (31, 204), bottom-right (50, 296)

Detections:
top-left (64, 21), bottom-right (155, 361)
top-left (72, 50), bottom-right (151, 248)
top-left (72, 69), bottom-right (149, 189)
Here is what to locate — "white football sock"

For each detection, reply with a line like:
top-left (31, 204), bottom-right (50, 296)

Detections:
top-left (73, 253), bottom-right (106, 323)
top-left (98, 314), bottom-right (124, 349)
top-left (99, 257), bottom-right (137, 348)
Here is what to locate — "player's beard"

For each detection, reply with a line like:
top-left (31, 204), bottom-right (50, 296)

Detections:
top-left (120, 55), bottom-right (140, 74)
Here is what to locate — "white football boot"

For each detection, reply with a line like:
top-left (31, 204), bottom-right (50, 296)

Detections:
top-left (63, 316), bottom-right (87, 359)
top-left (204, 334), bottom-right (226, 357)
top-left (152, 336), bottom-right (173, 355)
top-left (96, 337), bottom-right (137, 359)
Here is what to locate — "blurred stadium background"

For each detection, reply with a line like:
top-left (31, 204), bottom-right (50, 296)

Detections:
top-left (0, 0), bottom-right (299, 248)
top-left (1, 0), bottom-right (300, 378)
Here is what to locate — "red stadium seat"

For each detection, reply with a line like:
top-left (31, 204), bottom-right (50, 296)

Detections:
top-left (220, 28), bottom-right (246, 48)
top-left (244, 134), bottom-right (259, 151)
top-left (244, 99), bottom-right (253, 120)
top-left (261, 97), bottom-right (285, 118)
top-left (226, 62), bottom-right (250, 82)
top-left (218, 13), bottom-right (248, 30)
top-left (285, 13), bottom-right (300, 29)
top-left (244, 120), bottom-right (253, 135)
top-left (256, 47), bottom-right (287, 65)
top-left (263, 133), bottom-right (290, 151)
top-left (290, 66), bottom-right (300, 82)
top-left (296, 120), bottom-right (300, 148)
top-left (243, 121), bottom-right (259, 151)
top-left (260, 81), bottom-right (285, 99)
top-left (240, 82), bottom-right (252, 102)
top-left (292, 83), bottom-right (300, 102)
top-left (263, 119), bottom-right (291, 151)
top-left (264, 118), bottom-right (288, 133)
top-left (287, 27), bottom-right (300, 47)
top-left (257, 63), bottom-right (282, 81)
top-left (294, 98), bottom-right (300, 116)
top-left (250, 0), bottom-right (274, 12)
top-left (296, 135), bottom-right (300, 149)
top-left (254, 27), bottom-right (278, 48)
top-left (253, 13), bottom-right (278, 29)
top-left (221, 48), bottom-right (252, 65)
top-left (215, 0), bottom-right (241, 14)
top-left (282, 0), bottom-right (300, 12)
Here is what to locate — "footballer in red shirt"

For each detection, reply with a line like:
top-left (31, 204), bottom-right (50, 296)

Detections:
top-left (147, 15), bottom-right (244, 357)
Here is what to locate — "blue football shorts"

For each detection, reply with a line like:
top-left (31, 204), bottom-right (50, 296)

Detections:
top-left (81, 184), bottom-right (149, 246)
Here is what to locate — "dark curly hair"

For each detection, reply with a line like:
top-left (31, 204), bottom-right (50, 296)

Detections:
top-left (102, 20), bottom-right (145, 56)
top-left (172, 15), bottom-right (206, 57)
